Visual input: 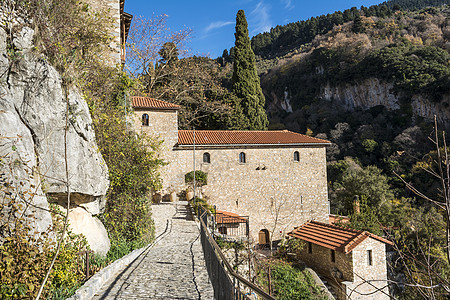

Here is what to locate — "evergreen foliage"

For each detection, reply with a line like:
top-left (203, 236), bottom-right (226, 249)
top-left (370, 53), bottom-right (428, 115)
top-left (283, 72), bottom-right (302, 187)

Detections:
top-left (245, 0), bottom-right (449, 58)
top-left (231, 10), bottom-right (268, 130)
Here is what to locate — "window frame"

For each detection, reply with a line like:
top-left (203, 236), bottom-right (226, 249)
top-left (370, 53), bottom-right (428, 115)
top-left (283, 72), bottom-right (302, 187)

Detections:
top-left (294, 151), bottom-right (300, 162)
top-left (203, 152), bottom-right (211, 164)
top-left (239, 152), bottom-right (246, 164)
top-left (142, 113), bottom-right (149, 126)
top-left (367, 249), bottom-right (373, 266)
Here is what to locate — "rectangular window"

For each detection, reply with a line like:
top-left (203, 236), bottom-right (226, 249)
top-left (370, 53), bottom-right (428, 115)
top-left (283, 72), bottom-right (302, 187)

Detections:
top-left (308, 242), bottom-right (312, 254)
top-left (331, 249), bottom-right (336, 263)
top-left (367, 250), bottom-right (373, 266)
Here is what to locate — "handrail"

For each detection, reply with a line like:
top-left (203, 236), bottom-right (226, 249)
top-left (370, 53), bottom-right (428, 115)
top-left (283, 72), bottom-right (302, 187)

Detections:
top-left (199, 211), bottom-right (276, 300)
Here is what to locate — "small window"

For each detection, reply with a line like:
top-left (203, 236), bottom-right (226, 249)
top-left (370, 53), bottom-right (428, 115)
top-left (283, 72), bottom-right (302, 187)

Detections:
top-left (203, 152), bottom-right (210, 164)
top-left (308, 242), bottom-right (312, 254)
top-left (142, 113), bottom-right (149, 126)
top-left (367, 250), bottom-right (373, 266)
top-left (331, 249), bottom-right (336, 263)
top-left (239, 152), bottom-right (246, 163)
top-left (294, 151), bottom-right (299, 162)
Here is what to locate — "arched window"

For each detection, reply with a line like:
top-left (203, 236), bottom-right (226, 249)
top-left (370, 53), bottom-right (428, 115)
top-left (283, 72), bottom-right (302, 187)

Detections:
top-left (142, 113), bottom-right (149, 126)
top-left (203, 152), bottom-right (210, 164)
top-left (294, 151), bottom-right (300, 162)
top-left (239, 152), bottom-right (246, 163)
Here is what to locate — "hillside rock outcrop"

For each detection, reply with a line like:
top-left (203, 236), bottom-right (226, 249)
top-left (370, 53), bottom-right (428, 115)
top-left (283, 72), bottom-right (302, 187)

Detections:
top-left (0, 26), bottom-right (110, 253)
top-left (320, 78), bottom-right (450, 126)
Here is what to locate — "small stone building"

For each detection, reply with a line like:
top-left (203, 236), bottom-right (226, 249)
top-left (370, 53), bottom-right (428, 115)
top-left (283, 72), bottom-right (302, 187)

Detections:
top-left (131, 96), bottom-right (331, 243)
top-left (288, 221), bottom-right (393, 300)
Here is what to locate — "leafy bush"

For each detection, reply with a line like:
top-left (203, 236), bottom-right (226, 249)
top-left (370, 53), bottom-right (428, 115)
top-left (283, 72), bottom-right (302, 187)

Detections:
top-left (185, 170), bottom-right (208, 187)
top-left (257, 259), bottom-right (326, 300)
top-left (0, 197), bottom-right (88, 299)
top-left (189, 197), bottom-right (215, 216)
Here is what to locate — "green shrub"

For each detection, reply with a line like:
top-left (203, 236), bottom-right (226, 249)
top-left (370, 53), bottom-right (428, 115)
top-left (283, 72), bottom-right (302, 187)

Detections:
top-left (257, 260), bottom-right (326, 300)
top-left (185, 170), bottom-right (208, 187)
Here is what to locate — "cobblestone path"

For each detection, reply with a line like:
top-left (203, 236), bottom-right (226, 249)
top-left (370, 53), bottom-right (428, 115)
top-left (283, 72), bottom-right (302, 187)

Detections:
top-left (92, 201), bottom-right (214, 299)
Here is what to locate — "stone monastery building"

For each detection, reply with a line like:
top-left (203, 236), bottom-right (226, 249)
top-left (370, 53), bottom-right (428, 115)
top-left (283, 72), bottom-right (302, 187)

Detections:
top-left (131, 96), bottom-right (331, 242)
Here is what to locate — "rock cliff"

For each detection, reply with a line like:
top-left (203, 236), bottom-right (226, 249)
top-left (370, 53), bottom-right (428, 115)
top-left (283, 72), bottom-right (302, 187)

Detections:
top-left (319, 78), bottom-right (450, 126)
top-left (0, 26), bottom-right (110, 254)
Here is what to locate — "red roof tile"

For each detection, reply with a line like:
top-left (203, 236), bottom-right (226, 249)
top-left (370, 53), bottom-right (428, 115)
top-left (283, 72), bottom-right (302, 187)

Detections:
top-left (288, 221), bottom-right (393, 254)
top-left (329, 214), bottom-right (350, 225)
top-left (131, 96), bottom-right (180, 110)
top-left (178, 130), bottom-right (330, 146)
top-left (215, 211), bottom-right (248, 224)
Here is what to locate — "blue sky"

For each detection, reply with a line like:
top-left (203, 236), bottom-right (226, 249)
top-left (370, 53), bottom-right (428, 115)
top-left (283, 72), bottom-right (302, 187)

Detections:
top-left (124, 0), bottom-right (384, 58)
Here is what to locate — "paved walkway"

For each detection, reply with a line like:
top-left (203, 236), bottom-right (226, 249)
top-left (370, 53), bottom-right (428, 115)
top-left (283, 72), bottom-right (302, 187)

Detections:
top-left (92, 201), bottom-right (214, 300)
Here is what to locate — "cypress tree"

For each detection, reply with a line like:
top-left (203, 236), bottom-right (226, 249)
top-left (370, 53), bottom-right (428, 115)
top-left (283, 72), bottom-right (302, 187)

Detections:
top-left (231, 10), bottom-right (268, 130)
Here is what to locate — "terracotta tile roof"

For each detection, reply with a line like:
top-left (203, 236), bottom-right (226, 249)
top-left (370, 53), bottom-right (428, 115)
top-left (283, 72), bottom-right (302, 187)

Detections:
top-left (215, 211), bottom-right (248, 224)
top-left (178, 130), bottom-right (330, 146)
top-left (288, 221), bottom-right (393, 254)
top-left (329, 214), bottom-right (350, 225)
top-left (131, 96), bottom-right (180, 110)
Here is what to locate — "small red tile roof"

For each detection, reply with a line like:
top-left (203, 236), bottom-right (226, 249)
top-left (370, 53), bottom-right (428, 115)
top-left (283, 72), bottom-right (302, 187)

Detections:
top-left (288, 221), bottom-right (393, 254)
top-left (178, 130), bottom-right (330, 146)
top-left (215, 211), bottom-right (248, 224)
top-left (131, 96), bottom-right (180, 110)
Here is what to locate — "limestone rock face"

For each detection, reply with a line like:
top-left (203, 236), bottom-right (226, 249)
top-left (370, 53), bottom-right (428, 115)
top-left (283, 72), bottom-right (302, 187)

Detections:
top-left (0, 26), bottom-right (110, 253)
top-left (319, 78), bottom-right (450, 126)
top-left (2, 27), bottom-right (109, 207)
top-left (68, 207), bottom-right (110, 256)
top-left (321, 79), bottom-right (400, 111)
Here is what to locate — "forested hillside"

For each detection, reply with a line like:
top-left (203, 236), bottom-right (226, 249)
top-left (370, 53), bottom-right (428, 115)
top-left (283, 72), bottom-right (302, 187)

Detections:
top-left (216, 2), bottom-right (450, 297)
top-left (249, 0), bottom-right (449, 58)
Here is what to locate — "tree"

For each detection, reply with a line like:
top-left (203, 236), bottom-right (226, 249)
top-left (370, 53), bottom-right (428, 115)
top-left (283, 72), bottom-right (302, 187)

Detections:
top-left (126, 15), bottom-right (233, 130)
top-left (231, 10), bottom-right (268, 130)
top-left (334, 164), bottom-right (394, 214)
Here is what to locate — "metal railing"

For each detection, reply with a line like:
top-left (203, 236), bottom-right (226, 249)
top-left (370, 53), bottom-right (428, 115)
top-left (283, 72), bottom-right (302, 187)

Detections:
top-left (197, 206), bottom-right (276, 300)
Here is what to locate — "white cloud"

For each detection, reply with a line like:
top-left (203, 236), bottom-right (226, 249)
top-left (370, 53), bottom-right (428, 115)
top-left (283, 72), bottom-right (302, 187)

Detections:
top-left (281, 0), bottom-right (294, 10)
top-left (204, 21), bottom-right (234, 33)
top-left (249, 1), bottom-right (272, 34)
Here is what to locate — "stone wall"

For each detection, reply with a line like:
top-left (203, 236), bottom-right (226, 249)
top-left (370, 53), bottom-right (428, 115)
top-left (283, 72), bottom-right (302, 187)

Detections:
top-left (172, 145), bottom-right (329, 241)
top-left (132, 108), bottom-right (179, 189)
top-left (297, 242), bottom-right (354, 283)
top-left (83, 0), bottom-right (121, 65)
top-left (296, 238), bottom-right (389, 300)
top-left (344, 238), bottom-right (389, 300)
top-left (132, 108), bottom-right (329, 242)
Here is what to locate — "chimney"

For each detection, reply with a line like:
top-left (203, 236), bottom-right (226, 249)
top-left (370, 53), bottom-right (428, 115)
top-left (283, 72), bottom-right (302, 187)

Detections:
top-left (353, 195), bottom-right (360, 214)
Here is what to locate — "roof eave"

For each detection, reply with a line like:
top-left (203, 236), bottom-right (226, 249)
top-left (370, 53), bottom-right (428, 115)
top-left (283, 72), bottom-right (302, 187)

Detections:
top-left (175, 142), bottom-right (331, 148)
top-left (133, 106), bottom-right (180, 110)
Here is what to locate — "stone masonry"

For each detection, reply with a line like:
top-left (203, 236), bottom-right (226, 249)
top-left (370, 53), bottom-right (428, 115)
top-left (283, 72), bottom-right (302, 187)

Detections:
top-left (132, 105), bottom-right (329, 244)
top-left (297, 238), bottom-right (389, 300)
top-left (84, 0), bottom-right (121, 64)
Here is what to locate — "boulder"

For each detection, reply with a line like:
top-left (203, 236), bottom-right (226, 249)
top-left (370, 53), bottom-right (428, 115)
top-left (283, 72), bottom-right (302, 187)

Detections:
top-left (68, 207), bottom-right (110, 255)
top-left (3, 27), bottom-right (109, 211)
top-left (0, 25), bottom-right (110, 248)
